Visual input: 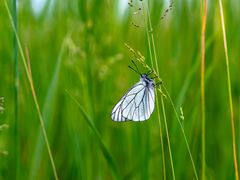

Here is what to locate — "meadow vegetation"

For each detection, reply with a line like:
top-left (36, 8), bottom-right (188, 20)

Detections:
top-left (0, 0), bottom-right (239, 179)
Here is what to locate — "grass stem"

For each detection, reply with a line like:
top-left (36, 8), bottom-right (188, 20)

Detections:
top-left (4, 1), bottom-right (59, 179)
top-left (143, 1), bottom-right (198, 179)
top-left (141, 1), bottom-right (166, 179)
top-left (142, 1), bottom-right (175, 179)
top-left (201, 0), bottom-right (207, 179)
top-left (12, 0), bottom-right (20, 178)
top-left (160, 96), bottom-right (176, 180)
top-left (218, 1), bottom-right (239, 179)
top-left (163, 86), bottom-right (199, 180)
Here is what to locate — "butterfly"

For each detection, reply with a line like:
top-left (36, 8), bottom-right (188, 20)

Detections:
top-left (111, 61), bottom-right (156, 122)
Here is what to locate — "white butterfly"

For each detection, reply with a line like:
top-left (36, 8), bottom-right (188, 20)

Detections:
top-left (111, 65), bottom-right (155, 122)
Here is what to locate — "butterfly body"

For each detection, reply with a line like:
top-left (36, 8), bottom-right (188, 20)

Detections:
top-left (140, 74), bottom-right (154, 87)
top-left (111, 73), bottom-right (155, 122)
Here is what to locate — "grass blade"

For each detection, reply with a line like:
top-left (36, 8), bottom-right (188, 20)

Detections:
top-left (66, 90), bottom-right (121, 180)
top-left (163, 86), bottom-right (199, 180)
top-left (29, 35), bottom-right (66, 179)
top-left (4, 1), bottom-right (59, 179)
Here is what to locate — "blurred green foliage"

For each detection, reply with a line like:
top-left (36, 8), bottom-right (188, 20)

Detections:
top-left (0, 0), bottom-right (239, 179)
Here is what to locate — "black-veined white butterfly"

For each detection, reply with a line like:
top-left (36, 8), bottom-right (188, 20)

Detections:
top-left (111, 62), bottom-right (155, 122)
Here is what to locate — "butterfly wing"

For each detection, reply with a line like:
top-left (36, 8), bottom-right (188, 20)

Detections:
top-left (111, 81), bottom-right (155, 122)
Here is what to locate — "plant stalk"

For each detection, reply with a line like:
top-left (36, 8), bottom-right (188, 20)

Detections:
top-left (219, 1), bottom-right (239, 179)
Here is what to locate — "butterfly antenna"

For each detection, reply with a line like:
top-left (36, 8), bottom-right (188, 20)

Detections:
top-left (128, 65), bottom-right (141, 75)
top-left (131, 60), bottom-right (141, 73)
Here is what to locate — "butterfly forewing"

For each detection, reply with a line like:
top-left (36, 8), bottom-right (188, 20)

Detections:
top-left (111, 77), bottom-right (155, 122)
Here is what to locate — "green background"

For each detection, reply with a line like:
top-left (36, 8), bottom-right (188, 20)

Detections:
top-left (0, 0), bottom-right (239, 179)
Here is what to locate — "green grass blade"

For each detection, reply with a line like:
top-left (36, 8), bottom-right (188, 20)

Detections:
top-left (29, 36), bottom-right (66, 179)
top-left (66, 90), bottom-right (121, 180)
top-left (4, 1), bottom-right (59, 179)
top-left (163, 85), bottom-right (199, 180)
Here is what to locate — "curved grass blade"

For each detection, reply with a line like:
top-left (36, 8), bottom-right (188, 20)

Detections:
top-left (66, 90), bottom-right (121, 180)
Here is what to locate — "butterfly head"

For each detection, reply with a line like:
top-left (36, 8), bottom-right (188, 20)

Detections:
top-left (140, 74), bottom-right (154, 87)
top-left (128, 61), bottom-right (155, 87)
